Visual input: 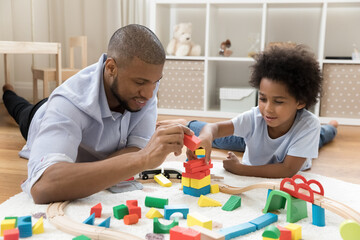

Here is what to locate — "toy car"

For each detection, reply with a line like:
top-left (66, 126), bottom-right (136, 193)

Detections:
top-left (139, 168), bottom-right (182, 180)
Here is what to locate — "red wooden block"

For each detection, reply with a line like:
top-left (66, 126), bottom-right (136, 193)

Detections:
top-left (128, 206), bottom-right (141, 219)
top-left (182, 170), bottom-right (210, 180)
top-left (184, 134), bottom-right (201, 151)
top-left (185, 163), bottom-right (213, 174)
top-left (277, 225), bottom-right (292, 240)
top-left (184, 158), bottom-right (206, 169)
top-left (183, 228), bottom-right (201, 240)
top-left (91, 203), bottom-right (102, 218)
top-left (170, 226), bottom-right (200, 240)
top-left (126, 200), bottom-right (141, 218)
top-left (126, 200), bottom-right (138, 207)
top-left (170, 226), bottom-right (184, 240)
top-left (3, 228), bottom-right (19, 240)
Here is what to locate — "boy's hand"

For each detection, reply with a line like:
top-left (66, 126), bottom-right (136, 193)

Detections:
top-left (223, 152), bottom-right (242, 173)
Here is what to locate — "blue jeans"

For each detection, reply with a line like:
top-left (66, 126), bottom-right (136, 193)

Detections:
top-left (188, 120), bottom-right (337, 151)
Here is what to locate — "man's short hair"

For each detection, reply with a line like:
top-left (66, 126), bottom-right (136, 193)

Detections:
top-left (107, 24), bottom-right (165, 67)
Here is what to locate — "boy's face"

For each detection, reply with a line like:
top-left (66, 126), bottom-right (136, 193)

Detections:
top-left (258, 78), bottom-right (305, 137)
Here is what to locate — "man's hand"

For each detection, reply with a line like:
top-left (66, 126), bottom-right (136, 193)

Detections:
top-left (141, 124), bottom-right (193, 169)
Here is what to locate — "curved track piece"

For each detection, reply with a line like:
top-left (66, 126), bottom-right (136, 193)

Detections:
top-left (47, 202), bottom-right (144, 240)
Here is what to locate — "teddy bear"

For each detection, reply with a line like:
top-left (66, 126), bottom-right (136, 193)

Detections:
top-left (166, 22), bottom-right (201, 57)
top-left (219, 39), bottom-right (233, 57)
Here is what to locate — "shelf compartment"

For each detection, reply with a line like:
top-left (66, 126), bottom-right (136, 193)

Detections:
top-left (154, 3), bottom-right (206, 57)
top-left (208, 3), bottom-right (263, 58)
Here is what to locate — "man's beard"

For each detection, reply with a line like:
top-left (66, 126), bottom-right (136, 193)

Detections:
top-left (110, 77), bottom-right (141, 113)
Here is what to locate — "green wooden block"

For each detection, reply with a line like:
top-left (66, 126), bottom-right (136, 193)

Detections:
top-left (153, 217), bottom-right (179, 234)
top-left (222, 195), bottom-right (241, 211)
top-left (263, 190), bottom-right (307, 223)
top-left (113, 204), bottom-right (129, 220)
top-left (145, 196), bottom-right (169, 209)
top-left (73, 235), bottom-right (91, 240)
top-left (340, 220), bottom-right (360, 240)
top-left (262, 225), bottom-right (281, 238)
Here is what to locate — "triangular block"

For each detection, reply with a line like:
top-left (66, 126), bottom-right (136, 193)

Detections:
top-left (32, 216), bottom-right (44, 234)
top-left (222, 195), bottom-right (241, 211)
top-left (145, 208), bottom-right (163, 219)
top-left (98, 217), bottom-right (111, 228)
top-left (83, 213), bottom-right (95, 225)
top-left (198, 195), bottom-right (222, 207)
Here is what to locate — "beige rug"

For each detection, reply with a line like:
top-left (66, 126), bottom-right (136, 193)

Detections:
top-left (0, 161), bottom-right (359, 240)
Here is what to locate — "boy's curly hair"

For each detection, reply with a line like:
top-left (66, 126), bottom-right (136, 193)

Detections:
top-left (249, 45), bottom-right (322, 109)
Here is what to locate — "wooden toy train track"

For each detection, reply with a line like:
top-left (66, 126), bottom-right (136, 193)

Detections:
top-left (46, 178), bottom-right (360, 239)
top-left (47, 201), bottom-right (143, 240)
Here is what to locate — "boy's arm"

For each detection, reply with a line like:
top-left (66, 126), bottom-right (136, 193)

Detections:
top-left (223, 155), bottom-right (306, 178)
top-left (189, 120), bottom-right (234, 162)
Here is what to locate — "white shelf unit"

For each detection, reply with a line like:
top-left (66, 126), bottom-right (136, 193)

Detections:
top-left (150, 0), bottom-right (360, 125)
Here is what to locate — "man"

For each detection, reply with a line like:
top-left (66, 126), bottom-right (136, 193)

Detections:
top-left (2, 24), bottom-right (192, 204)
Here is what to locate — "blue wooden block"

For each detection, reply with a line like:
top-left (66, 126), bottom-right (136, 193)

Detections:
top-left (83, 213), bottom-right (95, 225)
top-left (312, 204), bottom-right (325, 227)
top-left (98, 217), bottom-right (111, 228)
top-left (218, 222), bottom-right (256, 240)
top-left (18, 215), bottom-right (32, 238)
top-left (249, 213), bottom-right (278, 230)
top-left (183, 185), bottom-right (210, 197)
top-left (164, 204), bottom-right (189, 220)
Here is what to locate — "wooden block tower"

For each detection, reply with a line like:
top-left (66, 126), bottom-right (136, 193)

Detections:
top-left (182, 135), bottom-right (213, 197)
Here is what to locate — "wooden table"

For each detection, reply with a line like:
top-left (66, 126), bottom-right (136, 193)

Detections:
top-left (0, 41), bottom-right (62, 99)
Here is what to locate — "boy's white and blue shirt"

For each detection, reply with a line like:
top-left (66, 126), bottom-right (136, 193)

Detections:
top-left (232, 107), bottom-right (320, 171)
top-left (21, 54), bottom-right (159, 197)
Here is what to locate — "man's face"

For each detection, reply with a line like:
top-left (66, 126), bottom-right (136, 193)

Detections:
top-left (107, 57), bottom-right (163, 113)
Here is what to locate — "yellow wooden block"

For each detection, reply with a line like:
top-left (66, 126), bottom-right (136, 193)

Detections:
top-left (195, 149), bottom-right (205, 156)
top-left (32, 216), bottom-right (44, 234)
top-left (145, 208), bottom-right (163, 219)
top-left (187, 212), bottom-right (212, 230)
top-left (190, 175), bottom-right (211, 189)
top-left (198, 195), bottom-right (222, 207)
top-left (285, 223), bottom-right (302, 240)
top-left (182, 176), bottom-right (190, 187)
top-left (210, 184), bottom-right (219, 193)
top-left (263, 237), bottom-right (279, 240)
top-left (1, 219), bottom-right (16, 236)
top-left (154, 173), bottom-right (172, 187)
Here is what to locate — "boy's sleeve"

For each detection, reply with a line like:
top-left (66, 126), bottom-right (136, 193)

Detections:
top-left (287, 121), bottom-right (320, 159)
top-left (231, 108), bottom-right (256, 139)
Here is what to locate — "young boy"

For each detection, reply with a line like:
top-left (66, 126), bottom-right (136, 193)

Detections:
top-left (183, 45), bottom-right (334, 178)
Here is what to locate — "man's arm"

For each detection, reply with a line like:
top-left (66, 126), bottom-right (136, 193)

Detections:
top-left (31, 124), bottom-right (192, 204)
top-left (223, 155), bottom-right (306, 178)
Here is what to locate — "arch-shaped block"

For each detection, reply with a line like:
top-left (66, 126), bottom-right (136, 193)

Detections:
top-left (164, 205), bottom-right (189, 220)
top-left (263, 190), bottom-right (307, 223)
top-left (153, 217), bottom-right (179, 234)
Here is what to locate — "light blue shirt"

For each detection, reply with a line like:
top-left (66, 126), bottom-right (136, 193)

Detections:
top-left (21, 54), bottom-right (158, 197)
top-left (231, 107), bottom-right (320, 170)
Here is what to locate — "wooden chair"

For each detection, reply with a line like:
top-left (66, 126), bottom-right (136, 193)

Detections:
top-left (1, 41), bottom-right (62, 90)
top-left (32, 36), bottom-right (87, 102)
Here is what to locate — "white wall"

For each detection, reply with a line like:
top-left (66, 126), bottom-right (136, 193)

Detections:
top-left (0, 0), bottom-right (149, 101)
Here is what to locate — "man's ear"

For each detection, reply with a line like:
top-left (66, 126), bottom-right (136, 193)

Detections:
top-left (297, 101), bottom-right (306, 110)
top-left (105, 58), bottom-right (117, 76)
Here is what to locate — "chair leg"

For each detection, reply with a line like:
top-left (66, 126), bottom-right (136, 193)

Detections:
top-left (33, 77), bottom-right (38, 103)
top-left (43, 76), bottom-right (50, 98)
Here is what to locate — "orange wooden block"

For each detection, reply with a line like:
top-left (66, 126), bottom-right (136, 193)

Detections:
top-left (124, 214), bottom-right (139, 225)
